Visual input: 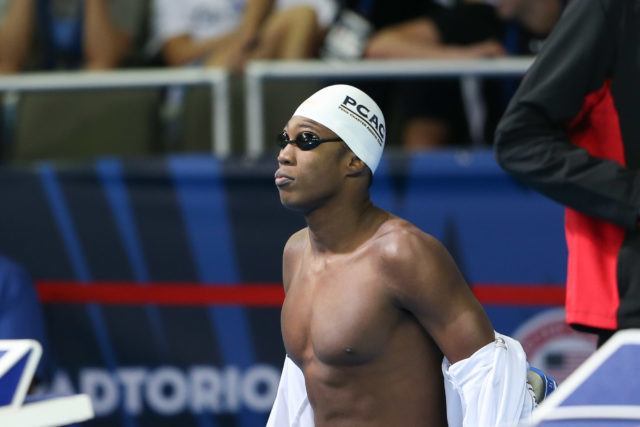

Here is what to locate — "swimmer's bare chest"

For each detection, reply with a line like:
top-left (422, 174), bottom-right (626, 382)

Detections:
top-left (281, 249), bottom-right (447, 426)
top-left (282, 255), bottom-right (398, 367)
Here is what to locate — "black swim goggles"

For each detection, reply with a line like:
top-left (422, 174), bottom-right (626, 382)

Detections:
top-left (277, 131), bottom-right (342, 151)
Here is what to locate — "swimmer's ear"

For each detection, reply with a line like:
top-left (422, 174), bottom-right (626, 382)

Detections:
top-left (346, 155), bottom-right (368, 178)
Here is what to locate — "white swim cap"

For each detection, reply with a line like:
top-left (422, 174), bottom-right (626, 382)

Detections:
top-left (293, 84), bottom-right (386, 174)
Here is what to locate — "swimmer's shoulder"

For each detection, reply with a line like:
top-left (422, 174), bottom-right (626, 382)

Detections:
top-left (284, 227), bottom-right (308, 258)
top-left (282, 228), bottom-right (308, 293)
top-left (374, 216), bottom-right (443, 254)
top-left (373, 216), bottom-right (455, 284)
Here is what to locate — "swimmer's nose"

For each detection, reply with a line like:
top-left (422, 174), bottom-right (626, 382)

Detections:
top-left (277, 142), bottom-right (296, 166)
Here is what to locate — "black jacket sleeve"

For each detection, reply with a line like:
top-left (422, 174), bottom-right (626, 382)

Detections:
top-left (494, 0), bottom-right (640, 230)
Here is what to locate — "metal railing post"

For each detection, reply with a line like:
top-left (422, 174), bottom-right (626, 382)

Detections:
top-left (208, 70), bottom-right (231, 157)
top-left (245, 66), bottom-right (265, 158)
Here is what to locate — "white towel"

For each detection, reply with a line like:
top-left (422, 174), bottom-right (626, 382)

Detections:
top-left (266, 356), bottom-right (314, 427)
top-left (442, 332), bottom-right (535, 427)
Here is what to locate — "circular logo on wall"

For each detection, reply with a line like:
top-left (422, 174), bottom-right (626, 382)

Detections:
top-left (513, 308), bottom-right (597, 383)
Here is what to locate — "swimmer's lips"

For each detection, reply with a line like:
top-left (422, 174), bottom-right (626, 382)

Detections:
top-left (274, 171), bottom-right (294, 187)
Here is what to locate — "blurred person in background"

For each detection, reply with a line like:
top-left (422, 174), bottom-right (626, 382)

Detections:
top-left (0, 255), bottom-right (51, 390)
top-left (152, 0), bottom-right (320, 72)
top-left (323, 0), bottom-right (564, 151)
top-left (364, 1), bottom-right (505, 60)
top-left (365, 0), bottom-right (506, 152)
top-left (0, 0), bottom-right (148, 73)
top-left (363, 0), bottom-right (563, 60)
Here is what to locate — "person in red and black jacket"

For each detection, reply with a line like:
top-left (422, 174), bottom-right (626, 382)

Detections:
top-left (495, 0), bottom-right (640, 346)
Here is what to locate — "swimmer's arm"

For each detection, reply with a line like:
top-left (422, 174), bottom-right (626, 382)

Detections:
top-left (495, 0), bottom-right (640, 230)
top-left (382, 230), bottom-right (494, 364)
top-left (282, 228), bottom-right (307, 294)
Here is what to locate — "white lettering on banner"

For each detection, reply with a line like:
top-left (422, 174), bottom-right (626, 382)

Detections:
top-left (49, 365), bottom-right (279, 417)
top-left (118, 368), bottom-right (147, 415)
top-left (49, 370), bottom-right (75, 396)
top-left (242, 365), bottom-right (280, 409)
top-left (80, 369), bottom-right (119, 416)
top-left (224, 367), bottom-right (241, 411)
top-left (189, 366), bottom-right (223, 412)
top-left (146, 367), bottom-right (189, 416)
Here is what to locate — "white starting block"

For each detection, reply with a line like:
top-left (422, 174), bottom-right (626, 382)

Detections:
top-left (528, 329), bottom-right (640, 426)
top-left (0, 340), bottom-right (94, 427)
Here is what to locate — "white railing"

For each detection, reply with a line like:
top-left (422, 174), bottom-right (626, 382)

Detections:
top-left (0, 68), bottom-right (231, 157)
top-left (244, 57), bottom-right (535, 156)
top-left (0, 59), bottom-right (536, 158)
